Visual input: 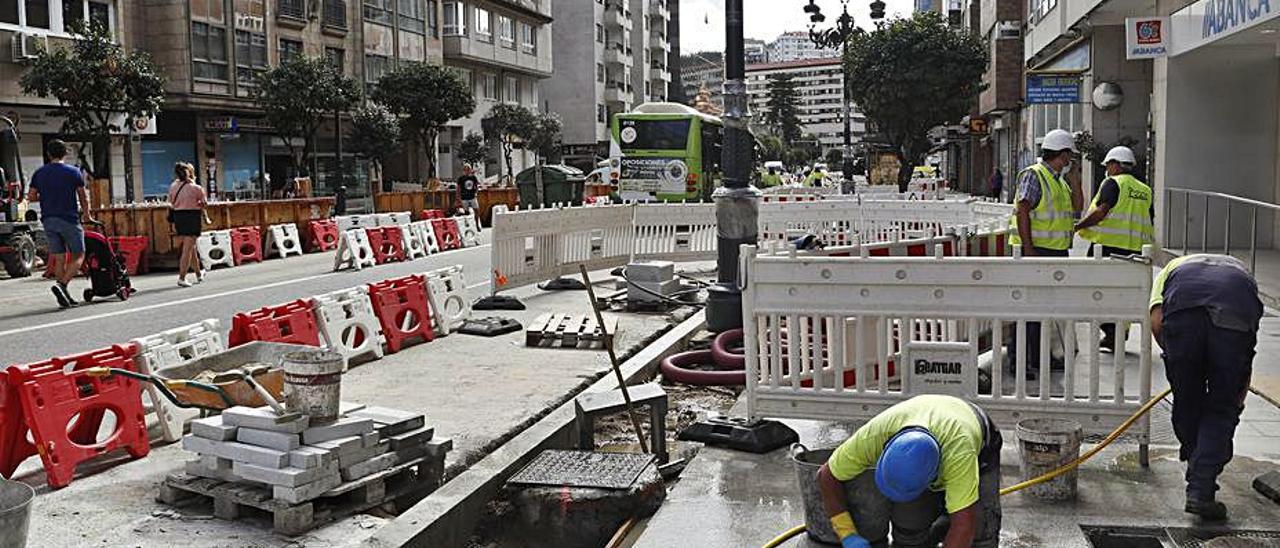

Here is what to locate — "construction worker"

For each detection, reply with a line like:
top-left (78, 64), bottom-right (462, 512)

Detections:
top-left (1151, 254), bottom-right (1262, 521)
top-left (806, 167), bottom-right (826, 187)
top-left (817, 395), bottom-right (1001, 548)
top-left (762, 166), bottom-right (783, 188)
top-left (1075, 145), bottom-right (1156, 352)
top-left (1008, 129), bottom-right (1083, 371)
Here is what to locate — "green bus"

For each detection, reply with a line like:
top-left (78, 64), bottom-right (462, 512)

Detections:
top-left (611, 102), bottom-right (723, 202)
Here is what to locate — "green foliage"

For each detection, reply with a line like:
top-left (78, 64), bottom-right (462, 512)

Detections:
top-left (481, 103), bottom-right (535, 180)
top-left (824, 148), bottom-right (844, 168)
top-left (526, 112), bottom-right (563, 165)
top-left (784, 136), bottom-right (820, 167)
top-left (373, 63), bottom-right (475, 179)
top-left (457, 131), bottom-right (488, 169)
top-left (844, 11), bottom-right (988, 188)
top-left (757, 134), bottom-right (785, 162)
top-left (20, 20), bottom-right (166, 139)
top-left (255, 56), bottom-right (361, 175)
top-left (347, 103), bottom-right (400, 170)
top-left (763, 74), bottom-right (803, 143)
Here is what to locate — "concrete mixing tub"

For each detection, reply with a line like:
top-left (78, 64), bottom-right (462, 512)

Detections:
top-left (154, 341), bottom-right (317, 409)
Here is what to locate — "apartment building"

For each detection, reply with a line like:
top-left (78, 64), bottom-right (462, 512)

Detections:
top-left (746, 57), bottom-right (864, 154)
top-left (679, 51), bottom-right (721, 110)
top-left (542, 0), bottom-right (672, 171)
top-left (438, 0), bottom-right (553, 179)
top-left (763, 31), bottom-right (830, 63)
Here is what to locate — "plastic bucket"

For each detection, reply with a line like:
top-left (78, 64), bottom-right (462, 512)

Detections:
top-left (790, 443), bottom-right (840, 545)
top-left (0, 479), bottom-right (35, 548)
top-left (1015, 418), bottom-right (1083, 501)
top-left (280, 350), bottom-right (345, 422)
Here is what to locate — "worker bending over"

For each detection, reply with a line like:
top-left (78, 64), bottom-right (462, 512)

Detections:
top-left (817, 395), bottom-right (1001, 547)
top-left (1151, 254), bottom-right (1262, 521)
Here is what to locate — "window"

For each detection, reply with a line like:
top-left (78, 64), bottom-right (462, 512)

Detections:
top-left (323, 0), bottom-right (346, 28)
top-left (519, 21), bottom-right (535, 53)
top-left (234, 30), bottom-right (267, 96)
top-left (191, 22), bottom-right (228, 81)
top-left (364, 54), bottom-right (390, 83)
top-left (597, 104), bottom-right (605, 123)
top-left (474, 6), bottom-right (490, 41)
top-left (399, 0), bottom-right (425, 33)
top-left (596, 63), bottom-right (604, 83)
top-left (22, 0), bottom-right (48, 27)
top-left (482, 72), bottom-right (497, 100)
top-left (364, 0), bottom-right (392, 25)
top-left (280, 0), bottom-right (305, 18)
top-left (497, 15), bottom-right (514, 47)
top-left (427, 0), bottom-right (438, 37)
top-left (278, 38), bottom-right (303, 61)
top-left (1029, 0), bottom-right (1056, 23)
top-left (504, 75), bottom-right (518, 103)
top-left (325, 46), bottom-right (344, 74)
top-left (595, 23), bottom-right (603, 43)
top-left (442, 1), bottom-right (463, 34)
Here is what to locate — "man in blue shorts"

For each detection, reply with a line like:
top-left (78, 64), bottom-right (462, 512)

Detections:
top-left (27, 140), bottom-right (93, 308)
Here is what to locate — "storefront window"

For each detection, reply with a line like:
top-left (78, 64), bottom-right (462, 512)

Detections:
top-left (140, 141), bottom-right (195, 198)
top-left (221, 134), bottom-right (262, 196)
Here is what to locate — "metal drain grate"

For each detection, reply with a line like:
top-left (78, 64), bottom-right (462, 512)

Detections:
top-left (507, 450), bottom-right (655, 490)
top-left (1167, 528), bottom-right (1280, 547)
top-left (1083, 400), bottom-right (1177, 445)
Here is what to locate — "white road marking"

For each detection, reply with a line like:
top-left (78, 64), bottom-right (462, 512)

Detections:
top-left (0, 246), bottom-right (491, 339)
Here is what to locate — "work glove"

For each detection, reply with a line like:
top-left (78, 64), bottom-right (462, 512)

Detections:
top-left (841, 534), bottom-right (871, 548)
top-left (830, 511), bottom-right (869, 548)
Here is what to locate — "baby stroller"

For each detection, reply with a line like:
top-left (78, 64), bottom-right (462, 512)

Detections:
top-left (81, 221), bottom-right (134, 302)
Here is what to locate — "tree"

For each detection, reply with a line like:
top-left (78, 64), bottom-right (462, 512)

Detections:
top-left (256, 56), bottom-right (360, 182)
top-left (457, 131), bottom-right (488, 171)
top-left (481, 103), bottom-right (535, 182)
top-left (373, 63), bottom-right (475, 181)
top-left (757, 134), bottom-right (786, 163)
top-left (763, 73), bottom-right (803, 143)
top-left (844, 11), bottom-right (988, 190)
top-left (20, 20), bottom-right (166, 201)
top-left (526, 112), bottom-right (563, 166)
top-left (824, 148), bottom-right (844, 168)
top-left (347, 103), bottom-right (400, 192)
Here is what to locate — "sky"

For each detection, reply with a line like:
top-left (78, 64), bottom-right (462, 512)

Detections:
top-left (678, 0), bottom-right (916, 54)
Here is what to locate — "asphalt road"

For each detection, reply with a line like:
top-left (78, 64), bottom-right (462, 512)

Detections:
top-left (0, 233), bottom-right (493, 365)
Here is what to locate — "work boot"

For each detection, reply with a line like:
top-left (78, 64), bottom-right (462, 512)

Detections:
top-left (1185, 498), bottom-right (1228, 521)
top-left (51, 283), bottom-right (70, 308)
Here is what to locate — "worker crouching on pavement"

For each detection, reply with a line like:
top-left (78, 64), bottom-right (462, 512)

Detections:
top-left (1151, 254), bottom-right (1262, 521)
top-left (816, 395), bottom-right (1001, 547)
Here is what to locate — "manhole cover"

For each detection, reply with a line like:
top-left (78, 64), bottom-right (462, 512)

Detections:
top-left (1167, 528), bottom-right (1280, 548)
top-left (507, 450), bottom-right (655, 490)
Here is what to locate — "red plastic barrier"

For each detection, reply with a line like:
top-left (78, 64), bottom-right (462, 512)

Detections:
top-left (228, 299), bottom-right (322, 347)
top-left (366, 226), bottom-right (407, 264)
top-left (109, 236), bottom-right (150, 275)
top-left (4, 343), bottom-right (150, 488)
top-left (367, 274), bottom-right (435, 353)
top-left (306, 219), bottom-right (340, 252)
top-left (431, 218), bottom-right (461, 251)
top-left (231, 226), bottom-right (263, 265)
top-left (0, 369), bottom-right (31, 483)
top-left (420, 209), bottom-right (445, 220)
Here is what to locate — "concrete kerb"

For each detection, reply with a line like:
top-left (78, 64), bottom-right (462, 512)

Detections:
top-left (359, 310), bottom-right (707, 548)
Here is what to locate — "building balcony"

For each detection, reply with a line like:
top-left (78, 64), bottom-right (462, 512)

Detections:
top-left (604, 1), bottom-right (627, 28)
top-left (443, 34), bottom-right (553, 77)
top-left (648, 0), bottom-right (669, 18)
top-left (604, 42), bottom-right (629, 65)
top-left (491, 0), bottom-right (552, 20)
top-left (649, 64), bottom-right (670, 82)
top-left (605, 80), bottom-right (633, 103)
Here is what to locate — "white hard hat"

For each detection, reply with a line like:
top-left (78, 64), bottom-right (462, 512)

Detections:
top-left (1041, 129), bottom-right (1076, 152)
top-left (1102, 146), bottom-right (1135, 165)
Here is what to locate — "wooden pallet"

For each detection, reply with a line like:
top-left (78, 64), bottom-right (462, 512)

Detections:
top-left (525, 313), bottom-right (618, 349)
top-left (157, 457), bottom-right (432, 536)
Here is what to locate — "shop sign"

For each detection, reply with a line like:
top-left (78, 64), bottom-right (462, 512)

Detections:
top-left (108, 113), bottom-right (158, 135)
top-left (204, 116), bottom-right (239, 133)
top-left (1170, 0), bottom-right (1277, 55)
top-left (1025, 74), bottom-right (1082, 104)
top-left (1125, 17), bottom-right (1170, 59)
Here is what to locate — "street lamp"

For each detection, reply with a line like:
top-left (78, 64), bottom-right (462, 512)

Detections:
top-left (803, 0), bottom-right (882, 191)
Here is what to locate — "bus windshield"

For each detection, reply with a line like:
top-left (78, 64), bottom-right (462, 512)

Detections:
top-left (619, 119), bottom-right (691, 150)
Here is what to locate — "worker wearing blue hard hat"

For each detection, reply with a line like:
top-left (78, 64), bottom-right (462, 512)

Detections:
top-left (817, 395), bottom-right (1001, 547)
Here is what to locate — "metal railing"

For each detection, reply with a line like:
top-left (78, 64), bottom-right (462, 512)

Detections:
top-left (1165, 187), bottom-right (1279, 273)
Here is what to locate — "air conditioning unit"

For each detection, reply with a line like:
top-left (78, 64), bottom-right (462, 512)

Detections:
top-left (11, 32), bottom-right (46, 62)
top-left (996, 21), bottom-right (1022, 39)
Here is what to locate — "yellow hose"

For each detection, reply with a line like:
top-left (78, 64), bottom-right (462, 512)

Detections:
top-left (762, 387), bottom-right (1173, 548)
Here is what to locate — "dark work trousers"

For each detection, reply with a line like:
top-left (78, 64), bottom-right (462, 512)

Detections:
top-left (843, 427), bottom-right (1003, 547)
top-left (1009, 246), bottom-right (1071, 373)
top-left (1161, 307), bottom-right (1256, 500)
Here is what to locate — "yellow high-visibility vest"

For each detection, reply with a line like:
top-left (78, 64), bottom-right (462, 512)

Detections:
top-left (1009, 162), bottom-right (1074, 251)
top-left (1079, 173), bottom-right (1155, 252)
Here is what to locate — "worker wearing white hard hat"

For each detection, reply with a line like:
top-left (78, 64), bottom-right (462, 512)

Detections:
top-left (1075, 145), bottom-right (1156, 351)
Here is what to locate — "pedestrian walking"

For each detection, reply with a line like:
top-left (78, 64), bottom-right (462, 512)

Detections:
top-left (988, 168), bottom-right (1003, 200)
top-left (1150, 254), bottom-right (1262, 521)
top-left (457, 164), bottom-right (480, 218)
top-left (27, 139), bottom-right (94, 309)
top-left (1075, 145), bottom-right (1156, 352)
top-left (168, 162), bottom-right (210, 287)
top-left (1008, 129), bottom-right (1083, 371)
top-left (817, 395), bottom-right (1002, 548)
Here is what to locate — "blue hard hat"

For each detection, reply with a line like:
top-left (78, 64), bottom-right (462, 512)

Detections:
top-left (875, 427), bottom-right (941, 502)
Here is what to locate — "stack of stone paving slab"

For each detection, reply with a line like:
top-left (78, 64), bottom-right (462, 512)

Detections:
top-left (180, 403), bottom-right (451, 505)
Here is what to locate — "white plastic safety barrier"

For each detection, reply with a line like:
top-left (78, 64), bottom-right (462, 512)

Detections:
top-left (401, 221), bottom-right (427, 259)
top-left (410, 220), bottom-right (441, 255)
top-left (384, 212), bottom-right (413, 226)
top-left (264, 223), bottom-right (303, 258)
top-left (196, 230), bottom-right (235, 270)
top-left (334, 214), bottom-right (377, 232)
top-left (741, 245), bottom-right (1155, 449)
top-left (489, 205), bottom-right (633, 295)
top-left (632, 203), bottom-right (717, 262)
top-left (425, 265), bottom-right (471, 334)
top-left (333, 228), bottom-right (377, 271)
top-left (455, 213), bottom-right (481, 247)
top-left (132, 319), bottom-right (224, 442)
top-left (313, 286), bottom-right (385, 363)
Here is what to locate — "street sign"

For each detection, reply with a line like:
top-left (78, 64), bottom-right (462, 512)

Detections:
top-left (1026, 74), bottom-right (1082, 104)
top-left (1125, 17), bottom-right (1170, 59)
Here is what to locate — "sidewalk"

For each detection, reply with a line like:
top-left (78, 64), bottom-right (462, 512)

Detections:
top-left (10, 273), bottom-right (698, 547)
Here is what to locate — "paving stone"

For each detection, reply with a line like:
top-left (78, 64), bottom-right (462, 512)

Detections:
top-left (1254, 470), bottom-right (1280, 504)
top-left (191, 416), bottom-right (237, 441)
top-left (236, 427), bottom-right (301, 451)
top-left (233, 461), bottom-right (339, 488)
top-left (425, 437), bottom-right (453, 458)
top-left (308, 435), bottom-right (363, 458)
top-left (361, 431), bottom-right (381, 448)
top-left (348, 406), bottom-right (425, 436)
top-left (393, 443), bottom-right (430, 462)
top-left (272, 470), bottom-right (343, 504)
top-left (388, 426), bottom-right (434, 450)
top-left (288, 446), bottom-right (336, 469)
top-left (337, 440), bottom-right (390, 469)
top-left (339, 401), bottom-right (367, 415)
top-left (301, 417), bottom-right (375, 445)
top-left (221, 406), bottom-right (310, 434)
top-left (184, 458), bottom-right (240, 482)
top-left (340, 451), bottom-right (398, 482)
top-left (182, 435), bottom-right (289, 468)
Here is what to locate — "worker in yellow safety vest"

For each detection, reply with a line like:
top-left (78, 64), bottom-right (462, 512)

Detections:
top-left (1075, 145), bottom-right (1156, 352)
top-left (805, 168), bottom-right (826, 187)
top-left (761, 166), bottom-right (783, 188)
